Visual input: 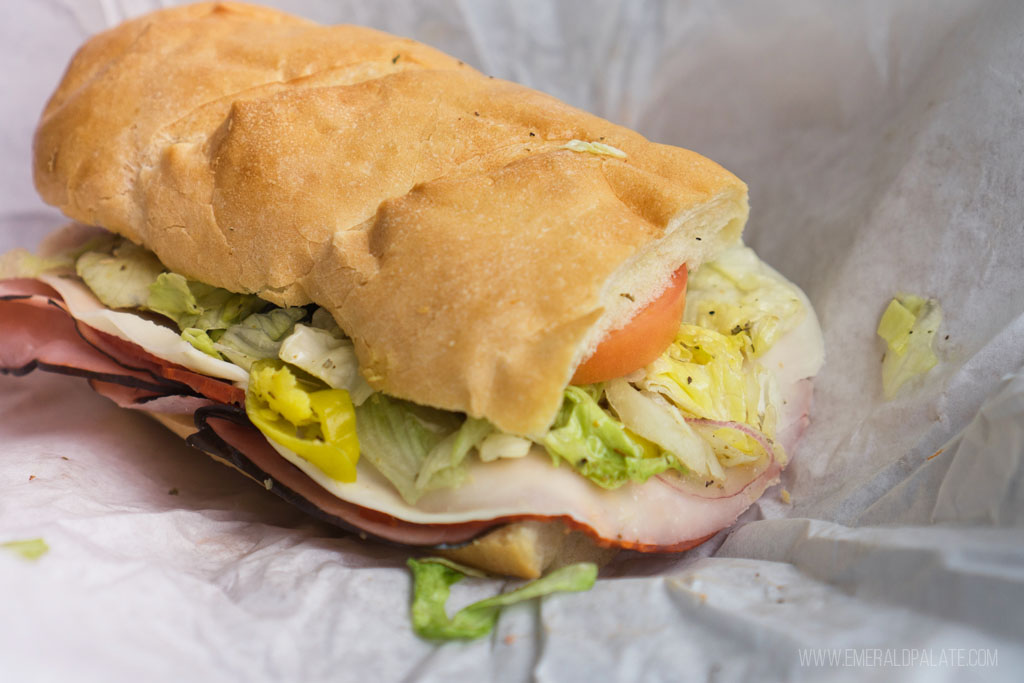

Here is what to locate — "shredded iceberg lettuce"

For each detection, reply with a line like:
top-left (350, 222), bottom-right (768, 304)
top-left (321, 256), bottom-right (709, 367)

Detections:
top-left (540, 386), bottom-right (687, 489)
top-left (277, 323), bottom-right (374, 405)
top-left (407, 558), bottom-right (597, 640)
top-left (148, 272), bottom-right (265, 332)
top-left (0, 538), bottom-right (49, 561)
top-left (355, 394), bottom-right (489, 503)
top-left (636, 324), bottom-right (780, 470)
top-left (180, 328), bottom-right (223, 359)
top-left (878, 295), bottom-right (942, 398)
top-left (605, 378), bottom-right (719, 479)
top-left (1, 230), bottom-right (116, 280)
top-left (478, 433), bottom-right (533, 462)
top-left (215, 307), bottom-right (307, 370)
top-left (685, 245), bottom-right (804, 357)
top-left (75, 241), bottom-right (165, 309)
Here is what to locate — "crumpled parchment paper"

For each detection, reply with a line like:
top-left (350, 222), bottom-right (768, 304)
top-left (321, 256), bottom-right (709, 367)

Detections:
top-left (2, 1), bottom-right (1023, 681)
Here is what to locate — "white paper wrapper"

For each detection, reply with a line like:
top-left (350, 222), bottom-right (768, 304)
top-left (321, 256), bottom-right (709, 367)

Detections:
top-left (2, 1), bottom-right (1023, 680)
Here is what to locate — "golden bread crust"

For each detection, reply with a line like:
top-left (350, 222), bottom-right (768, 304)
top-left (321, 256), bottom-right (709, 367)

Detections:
top-left (35, 2), bottom-right (747, 434)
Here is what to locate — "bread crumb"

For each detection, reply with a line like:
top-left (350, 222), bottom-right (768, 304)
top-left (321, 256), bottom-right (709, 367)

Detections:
top-left (927, 448), bottom-right (944, 461)
top-left (504, 634), bottom-right (517, 645)
top-left (780, 488), bottom-right (792, 504)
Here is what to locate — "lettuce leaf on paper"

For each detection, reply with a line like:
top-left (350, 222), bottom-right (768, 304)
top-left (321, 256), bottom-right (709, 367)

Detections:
top-left (877, 295), bottom-right (942, 398)
top-left (1, 538), bottom-right (49, 561)
top-left (408, 559), bottom-right (597, 640)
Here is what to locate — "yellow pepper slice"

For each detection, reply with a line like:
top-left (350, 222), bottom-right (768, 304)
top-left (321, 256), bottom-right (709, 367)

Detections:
top-left (246, 360), bottom-right (360, 482)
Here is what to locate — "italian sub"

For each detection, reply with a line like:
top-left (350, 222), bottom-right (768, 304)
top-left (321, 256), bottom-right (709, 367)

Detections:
top-left (1, 2), bottom-right (824, 578)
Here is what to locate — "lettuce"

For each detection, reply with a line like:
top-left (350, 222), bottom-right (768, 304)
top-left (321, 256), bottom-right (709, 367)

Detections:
top-left (415, 417), bottom-right (492, 489)
top-left (246, 360), bottom-right (360, 482)
top-left (605, 378), bottom-right (719, 479)
top-left (638, 324), bottom-right (779, 468)
top-left (2, 229), bottom-right (116, 280)
top-left (561, 139), bottom-right (627, 159)
top-left (215, 307), bottom-right (307, 370)
top-left (75, 241), bottom-right (165, 309)
top-left (277, 323), bottom-right (374, 405)
top-left (181, 328), bottom-right (223, 359)
top-left (147, 272), bottom-right (265, 332)
top-left (478, 433), bottom-right (533, 462)
top-left (2, 249), bottom-right (73, 279)
top-left (878, 295), bottom-right (942, 398)
top-left (541, 386), bottom-right (686, 489)
top-left (685, 245), bottom-right (804, 357)
top-left (0, 538), bottom-right (49, 561)
top-left (355, 394), bottom-right (489, 503)
top-left (407, 558), bottom-right (597, 640)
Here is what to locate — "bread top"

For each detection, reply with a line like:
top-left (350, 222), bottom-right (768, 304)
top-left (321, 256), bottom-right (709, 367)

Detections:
top-left (34, 2), bottom-right (748, 435)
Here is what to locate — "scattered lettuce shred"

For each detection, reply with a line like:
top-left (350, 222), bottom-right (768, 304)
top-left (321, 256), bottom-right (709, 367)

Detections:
top-left (561, 139), bottom-right (627, 159)
top-left (542, 386), bottom-right (687, 489)
top-left (1, 538), bottom-right (49, 561)
top-left (877, 295), bottom-right (942, 398)
top-left (407, 558), bottom-right (597, 640)
top-left (355, 394), bottom-right (490, 503)
top-left (246, 360), bottom-right (360, 482)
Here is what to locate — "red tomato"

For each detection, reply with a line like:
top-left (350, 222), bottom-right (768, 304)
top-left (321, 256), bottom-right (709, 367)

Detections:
top-left (571, 265), bottom-right (688, 385)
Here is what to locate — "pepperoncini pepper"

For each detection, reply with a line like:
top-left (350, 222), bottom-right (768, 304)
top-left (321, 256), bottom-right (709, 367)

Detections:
top-left (245, 359), bottom-right (360, 482)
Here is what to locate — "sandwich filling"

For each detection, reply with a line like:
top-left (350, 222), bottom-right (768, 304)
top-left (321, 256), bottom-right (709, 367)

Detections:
top-left (2, 225), bottom-right (823, 518)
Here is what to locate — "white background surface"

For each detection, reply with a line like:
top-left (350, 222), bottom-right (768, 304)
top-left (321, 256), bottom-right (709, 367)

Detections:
top-left (2, 1), bottom-right (1023, 681)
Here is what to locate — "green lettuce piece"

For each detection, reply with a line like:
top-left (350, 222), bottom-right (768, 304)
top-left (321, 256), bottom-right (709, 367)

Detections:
top-left (215, 307), bottom-right (307, 370)
top-left (75, 241), bottom-right (165, 309)
top-left (355, 394), bottom-right (483, 504)
top-left (408, 559), bottom-right (597, 640)
top-left (415, 417), bottom-right (492, 489)
top-left (277, 323), bottom-right (374, 404)
top-left (541, 386), bottom-right (683, 489)
top-left (147, 272), bottom-right (265, 332)
top-left (685, 245), bottom-right (805, 357)
top-left (2, 250), bottom-right (72, 279)
top-left (1, 230), bottom-right (117, 280)
top-left (310, 306), bottom-right (345, 336)
top-left (878, 295), bottom-right (942, 398)
top-left (181, 328), bottom-right (223, 358)
top-left (1, 538), bottom-right (49, 561)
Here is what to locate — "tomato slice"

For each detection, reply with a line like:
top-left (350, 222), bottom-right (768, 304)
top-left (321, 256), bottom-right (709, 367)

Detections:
top-left (571, 265), bottom-right (688, 385)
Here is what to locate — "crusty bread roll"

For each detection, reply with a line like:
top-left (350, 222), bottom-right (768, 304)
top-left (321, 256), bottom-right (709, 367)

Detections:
top-left (35, 1), bottom-right (748, 436)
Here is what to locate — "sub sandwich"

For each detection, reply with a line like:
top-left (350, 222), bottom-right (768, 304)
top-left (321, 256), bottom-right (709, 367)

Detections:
top-left (1, 2), bottom-right (824, 578)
